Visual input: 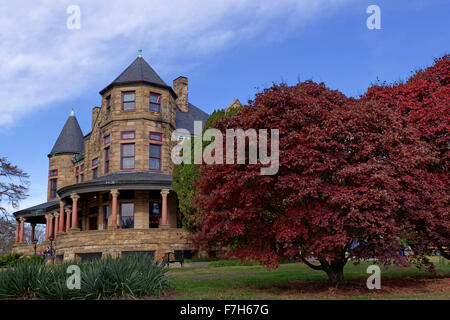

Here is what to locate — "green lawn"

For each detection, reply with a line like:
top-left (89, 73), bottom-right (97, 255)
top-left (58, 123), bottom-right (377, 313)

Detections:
top-left (166, 259), bottom-right (450, 300)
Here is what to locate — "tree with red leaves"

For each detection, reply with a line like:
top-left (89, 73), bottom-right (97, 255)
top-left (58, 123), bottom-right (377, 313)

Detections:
top-left (364, 55), bottom-right (449, 259)
top-left (193, 81), bottom-right (443, 286)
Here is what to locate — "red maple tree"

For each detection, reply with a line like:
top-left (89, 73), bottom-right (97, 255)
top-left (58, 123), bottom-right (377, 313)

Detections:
top-left (364, 55), bottom-right (449, 259)
top-left (192, 81), bottom-right (444, 286)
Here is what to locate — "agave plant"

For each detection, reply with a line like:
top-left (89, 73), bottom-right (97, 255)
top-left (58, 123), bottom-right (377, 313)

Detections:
top-left (0, 255), bottom-right (170, 300)
top-left (78, 255), bottom-right (170, 299)
top-left (0, 258), bottom-right (44, 299)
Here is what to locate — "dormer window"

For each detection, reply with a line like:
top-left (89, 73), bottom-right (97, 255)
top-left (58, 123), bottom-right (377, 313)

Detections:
top-left (106, 96), bottom-right (111, 117)
top-left (149, 92), bottom-right (161, 112)
top-left (122, 91), bottom-right (135, 111)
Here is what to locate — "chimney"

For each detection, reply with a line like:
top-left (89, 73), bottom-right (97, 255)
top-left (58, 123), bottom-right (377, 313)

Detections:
top-left (173, 76), bottom-right (188, 113)
top-left (92, 107), bottom-right (100, 129)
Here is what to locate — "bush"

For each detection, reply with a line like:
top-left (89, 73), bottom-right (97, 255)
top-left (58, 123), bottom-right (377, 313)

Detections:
top-left (0, 253), bottom-right (23, 268)
top-left (0, 255), bottom-right (170, 300)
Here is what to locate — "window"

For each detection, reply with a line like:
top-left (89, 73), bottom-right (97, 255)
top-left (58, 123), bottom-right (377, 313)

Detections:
top-left (50, 178), bottom-right (57, 199)
top-left (149, 202), bottom-right (161, 228)
top-left (104, 135), bottom-right (110, 145)
top-left (120, 203), bottom-right (134, 229)
top-left (149, 92), bottom-right (161, 112)
top-left (104, 147), bottom-right (110, 174)
top-left (92, 167), bottom-right (98, 179)
top-left (121, 131), bottom-right (135, 140)
top-left (149, 132), bottom-right (162, 141)
top-left (103, 205), bottom-right (109, 229)
top-left (106, 96), bottom-right (111, 117)
top-left (75, 162), bottom-right (84, 183)
top-left (92, 158), bottom-right (99, 166)
top-left (121, 143), bottom-right (135, 169)
top-left (149, 144), bottom-right (161, 171)
top-left (122, 91), bottom-right (135, 110)
top-left (50, 169), bottom-right (58, 177)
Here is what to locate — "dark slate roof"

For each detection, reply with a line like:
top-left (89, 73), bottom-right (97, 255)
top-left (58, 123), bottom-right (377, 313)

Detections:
top-left (100, 57), bottom-right (176, 98)
top-left (49, 113), bottom-right (85, 156)
top-left (13, 200), bottom-right (59, 218)
top-left (113, 57), bottom-right (167, 86)
top-left (176, 103), bottom-right (209, 134)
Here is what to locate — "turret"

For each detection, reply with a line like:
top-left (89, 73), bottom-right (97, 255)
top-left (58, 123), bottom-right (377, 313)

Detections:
top-left (47, 109), bottom-right (84, 200)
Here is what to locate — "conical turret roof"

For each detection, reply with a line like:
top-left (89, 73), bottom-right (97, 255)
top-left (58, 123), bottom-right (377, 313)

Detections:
top-left (99, 53), bottom-right (176, 98)
top-left (49, 110), bottom-right (84, 157)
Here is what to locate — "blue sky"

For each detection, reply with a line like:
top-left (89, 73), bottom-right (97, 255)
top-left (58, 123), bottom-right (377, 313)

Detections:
top-left (0, 0), bottom-right (449, 212)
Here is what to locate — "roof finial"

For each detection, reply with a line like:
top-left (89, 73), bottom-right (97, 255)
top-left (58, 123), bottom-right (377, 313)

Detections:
top-left (138, 49), bottom-right (142, 58)
top-left (70, 108), bottom-right (75, 117)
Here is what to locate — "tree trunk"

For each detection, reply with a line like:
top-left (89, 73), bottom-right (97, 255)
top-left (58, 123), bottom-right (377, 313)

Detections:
top-left (320, 259), bottom-right (346, 287)
top-left (438, 246), bottom-right (450, 260)
top-left (324, 265), bottom-right (345, 287)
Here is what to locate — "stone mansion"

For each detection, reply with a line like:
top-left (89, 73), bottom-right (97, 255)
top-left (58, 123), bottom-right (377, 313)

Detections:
top-left (12, 53), bottom-right (209, 261)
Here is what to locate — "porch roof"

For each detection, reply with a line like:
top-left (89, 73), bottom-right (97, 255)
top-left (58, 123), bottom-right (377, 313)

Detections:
top-left (13, 200), bottom-right (59, 221)
top-left (57, 171), bottom-right (173, 199)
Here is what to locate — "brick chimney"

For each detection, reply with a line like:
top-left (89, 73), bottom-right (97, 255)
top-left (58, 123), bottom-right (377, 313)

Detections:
top-left (173, 76), bottom-right (188, 113)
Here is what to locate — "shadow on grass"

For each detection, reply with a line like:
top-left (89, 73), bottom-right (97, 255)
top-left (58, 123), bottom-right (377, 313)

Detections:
top-left (253, 275), bottom-right (449, 299)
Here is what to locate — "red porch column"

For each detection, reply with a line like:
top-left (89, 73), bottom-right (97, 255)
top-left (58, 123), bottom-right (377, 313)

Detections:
top-left (19, 217), bottom-right (26, 243)
top-left (70, 194), bottom-right (80, 231)
top-left (65, 208), bottom-right (71, 232)
top-left (15, 220), bottom-right (20, 243)
top-left (31, 223), bottom-right (36, 241)
top-left (53, 212), bottom-right (59, 238)
top-left (45, 214), bottom-right (49, 240)
top-left (160, 189), bottom-right (170, 227)
top-left (59, 200), bottom-right (65, 232)
top-left (48, 214), bottom-right (54, 238)
top-left (110, 189), bottom-right (119, 228)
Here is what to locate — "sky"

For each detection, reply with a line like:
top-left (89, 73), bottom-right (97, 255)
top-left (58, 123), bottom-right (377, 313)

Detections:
top-left (0, 0), bottom-right (449, 214)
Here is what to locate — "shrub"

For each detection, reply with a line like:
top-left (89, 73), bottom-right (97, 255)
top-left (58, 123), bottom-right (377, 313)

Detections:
top-left (0, 255), bottom-right (170, 300)
top-left (0, 253), bottom-right (23, 268)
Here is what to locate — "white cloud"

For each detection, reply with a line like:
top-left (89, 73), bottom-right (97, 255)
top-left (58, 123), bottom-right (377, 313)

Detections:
top-left (0, 0), bottom-right (353, 127)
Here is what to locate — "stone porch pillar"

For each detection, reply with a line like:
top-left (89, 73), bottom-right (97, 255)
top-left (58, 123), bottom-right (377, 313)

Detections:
top-left (31, 223), bottom-right (36, 241)
top-left (65, 208), bottom-right (71, 232)
top-left (160, 189), bottom-right (170, 227)
top-left (53, 212), bottom-right (59, 237)
top-left (15, 220), bottom-right (20, 243)
top-left (19, 217), bottom-right (26, 243)
top-left (59, 200), bottom-right (65, 232)
top-left (70, 194), bottom-right (80, 231)
top-left (110, 189), bottom-right (119, 228)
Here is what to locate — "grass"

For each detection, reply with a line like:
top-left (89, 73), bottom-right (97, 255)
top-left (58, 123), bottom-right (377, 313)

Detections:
top-left (208, 259), bottom-right (260, 267)
top-left (184, 257), bottom-right (219, 263)
top-left (166, 259), bottom-right (450, 300)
